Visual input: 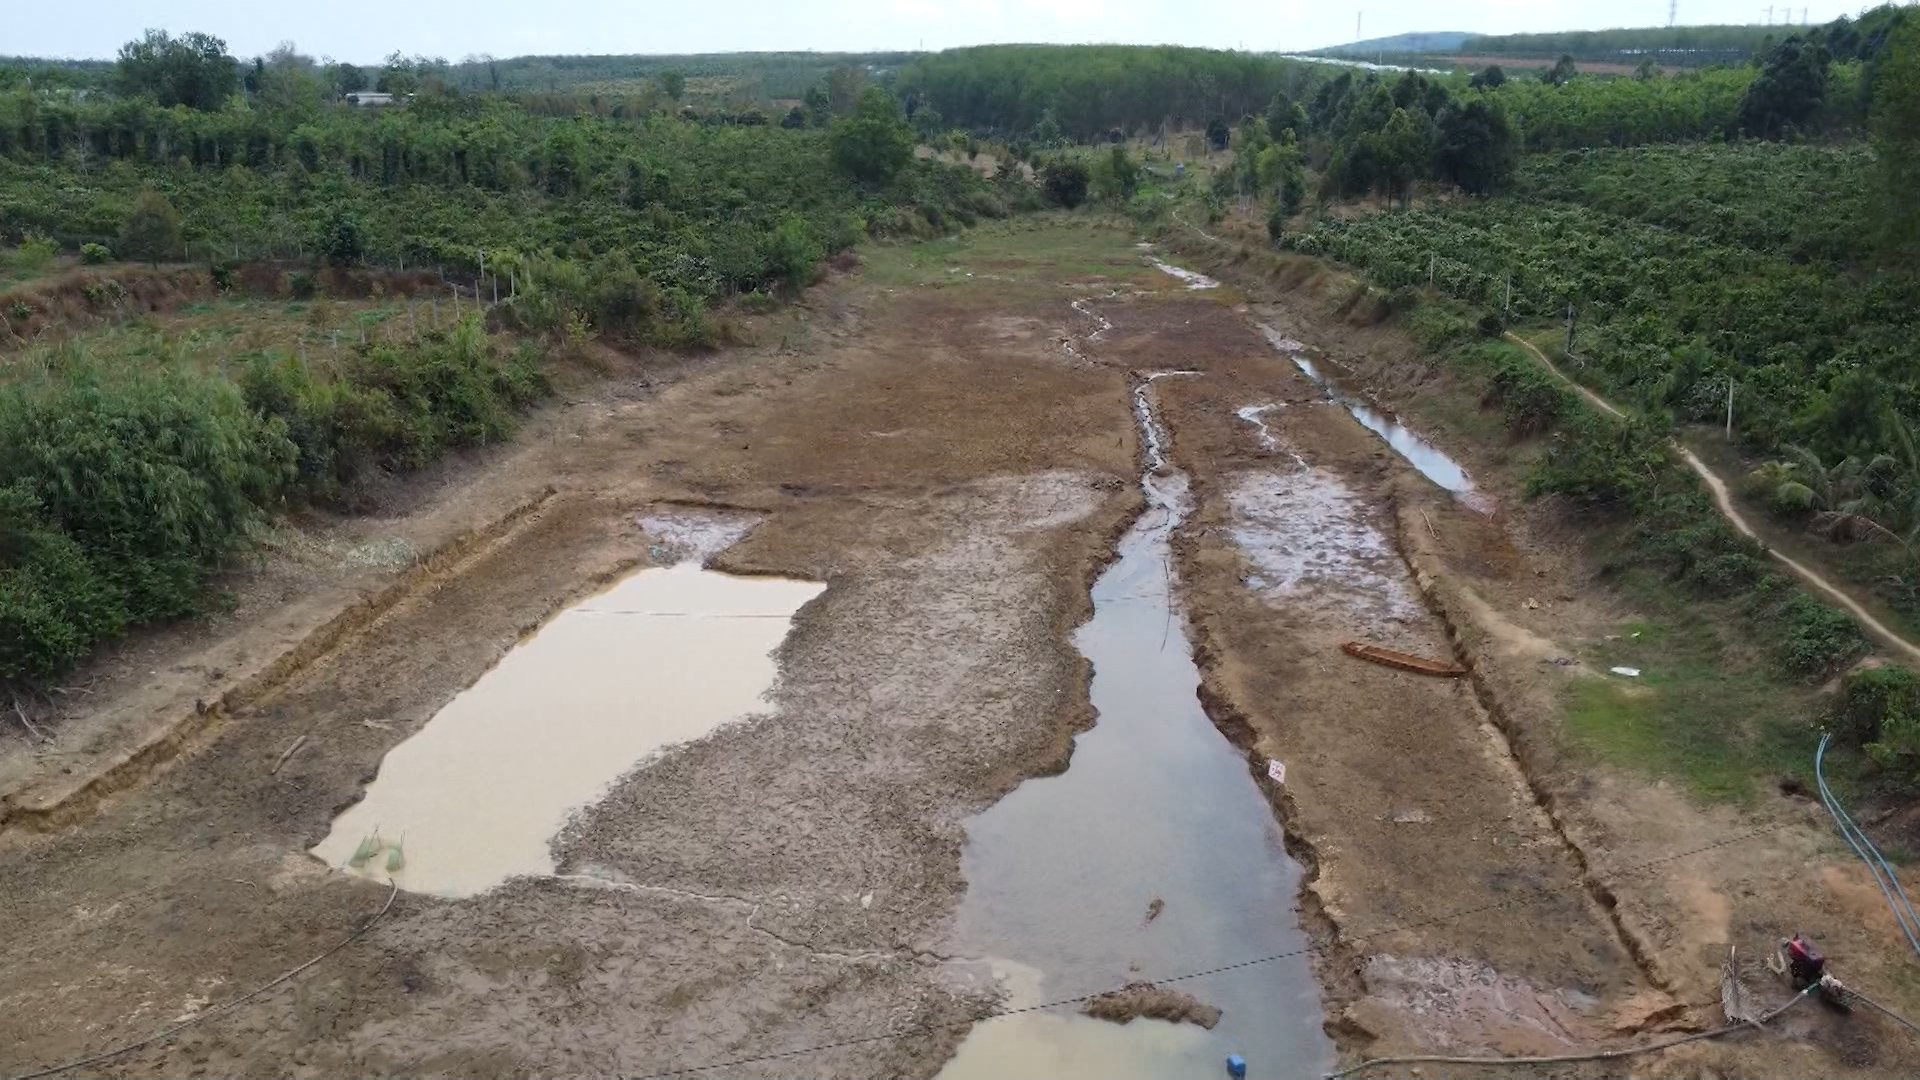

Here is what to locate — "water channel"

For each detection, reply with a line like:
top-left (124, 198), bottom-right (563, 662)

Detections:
top-left (939, 373), bottom-right (1331, 1080)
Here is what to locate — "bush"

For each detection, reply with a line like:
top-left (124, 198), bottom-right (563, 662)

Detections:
top-left (120, 188), bottom-right (181, 263)
top-left (1487, 354), bottom-right (1573, 434)
top-left (318, 209), bottom-right (365, 267)
top-left (765, 216), bottom-right (822, 291)
top-left (1828, 665), bottom-right (1920, 786)
top-left (79, 242), bottom-right (112, 265)
top-left (1773, 591), bottom-right (1868, 678)
top-left (1041, 160), bottom-right (1090, 208)
top-left (12, 232), bottom-right (57, 272)
top-left (0, 366), bottom-right (295, 681)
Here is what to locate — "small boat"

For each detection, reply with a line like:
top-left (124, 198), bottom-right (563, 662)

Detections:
top-left (1340, 640), bottom-right (1467, 677)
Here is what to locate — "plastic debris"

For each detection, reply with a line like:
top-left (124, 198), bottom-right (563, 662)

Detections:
top-left (1226, 1053), bottom-right (1248, 1078)
top-left (385, 842), bottom-right (406, 873)
top-left (1267, 759), bottom-right (1286, 786)
top-left (348, 831), bottom-right (383, 868)
top-left (1609, 666), bottom-right (1642, 677)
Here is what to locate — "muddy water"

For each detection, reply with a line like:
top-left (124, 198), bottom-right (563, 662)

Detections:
top-left (1258, 325), bottom-right (1488, 510)
top-left (1150, 259), bottom-right (1221, 290)
top-left (940, 376), bottom-right (1329, 1080)
top-left (312, 563), bottom-right (824, 897)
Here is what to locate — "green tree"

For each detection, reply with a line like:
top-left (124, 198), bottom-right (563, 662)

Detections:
top-left (1371, 107), bottom-right (1433, 209)
top-left (1469, 65), bottom-right (1507, 90)
top-left (255, 43), bottom-right (325, 116)
top-left (1205, 117), bottom-right (1230, 150)
top-left (829, 87), bottom-right (914, 185)
top-left (1871, 17), bottom-right (1920, 260)
top-left (113, 30), bottom-right (238, 111)
top-left (804, 82), bottom-right (832, 126)
top-left (1264, 90), bottom-right (1305, 141)
top-left (120, 188), bottom-right (181, 264)
top-left (1090, 145), bottom-right (1140, 202)
top-left (1434, 99), bottom-right (1515, 195)
top-left (781, 105), bottom-right (808, 129)
top-left (1738, 36), bottom-right (1832, 137)
top-left (659, 69), bottom-right (687, 101)
top-left (317, 208), bottom-right (364, 266)
top-left (827, 65), bottom-right (867, 116)
top-left (331, 62), bottom-right (368, 96)
top-left (1544, 54), bottom-right (1578, 86)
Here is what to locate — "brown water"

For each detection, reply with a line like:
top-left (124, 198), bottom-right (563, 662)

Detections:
top-left (312, 562), bottom-right (824, 897)
top-left (939, 376), bottom-right (1330, 1080)
top-left (1258, 325), bottom-right (1491, 512)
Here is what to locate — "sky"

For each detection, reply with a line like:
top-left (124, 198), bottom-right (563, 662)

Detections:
top-left (4, 0), bottom-right (1876, 63)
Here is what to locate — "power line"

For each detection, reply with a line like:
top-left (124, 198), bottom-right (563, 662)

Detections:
top-left (623, 822), bottom-right (1794, 1079)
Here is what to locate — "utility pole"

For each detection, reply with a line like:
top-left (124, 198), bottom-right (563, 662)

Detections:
top-left (1726, 378), bottom-right (1736, 441)
top-left (1503, 273), bottom-right (1512, 319)
top-left (1564, 302), bottom-right (1578, 358)
top-left (1669, 0), bottom-right (1677, 27)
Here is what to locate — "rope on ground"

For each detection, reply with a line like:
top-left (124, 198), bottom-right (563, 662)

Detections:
top-left (1815, 732), bottom-right (1920, 958)
top-left (1322, 983), bottom-right (1820, 1080)
top-left (621, 823), bottom-right (1793, 1079)
top-left (1848, 985), bottom-right (1920, 1038)
top-left (5, 880), bottom-right (400, 1080)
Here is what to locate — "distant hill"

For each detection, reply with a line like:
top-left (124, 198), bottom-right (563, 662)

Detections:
top-left (1312, 23), bottom-right (1808, 68)
top-left (1316, 32), bottom-right (1473, 56)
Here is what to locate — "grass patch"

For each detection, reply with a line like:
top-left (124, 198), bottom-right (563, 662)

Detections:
top-left (859, 215), bottom-right (1153, 289)
top-left (1564, 613), bottom-right (1819, 802)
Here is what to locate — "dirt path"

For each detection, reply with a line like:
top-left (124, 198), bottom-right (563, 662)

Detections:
top-left (1502, 330), bottom-right (1920, 665)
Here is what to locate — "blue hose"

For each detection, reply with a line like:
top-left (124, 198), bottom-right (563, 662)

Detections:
top-left (1814, 733), bottom-right (1920, 959)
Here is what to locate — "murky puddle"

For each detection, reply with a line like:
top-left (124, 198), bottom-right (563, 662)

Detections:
top-left (312, 517), bottom-right (823, 898)
top-left (940, 375), bottom-right (1329, 1080)
top-left (1228, 472), bottom-right (1431, 650)
top-left (1257, 325), bottom-right (1490, 512)
top-left (1150, 260), bottom-right (1220, 290)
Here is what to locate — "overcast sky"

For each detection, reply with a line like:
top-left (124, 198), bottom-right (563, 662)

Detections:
top-left (6, 0), bottom-right (1871, 63)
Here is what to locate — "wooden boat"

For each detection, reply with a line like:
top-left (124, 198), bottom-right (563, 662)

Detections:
top-left (1340, 640), bottom-right (1468, 678)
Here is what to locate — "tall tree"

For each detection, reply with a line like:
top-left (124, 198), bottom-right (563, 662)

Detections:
top-left (1738, 36), bottom-right (1832, 137)
top-left (1872, 17), bottom-right (1920, 260)
top-left (1434, 99), bottom-right (1515, 195)
top-left (113, 30), bottom-right (238, 111)
top-left (659, 69), bottom-right (686, 101)
top-left (827, 65), bottom-right (867, 116)
top-left (829, 87), bottom-right (913, 184)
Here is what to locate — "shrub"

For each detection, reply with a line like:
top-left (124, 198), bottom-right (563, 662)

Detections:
top-left (0, 366), bottom-right (296, 681)
top-left (1487, 354), bottom-right (1573, 435)
top-left (79, 242), bottom-right (112, 265)
top-left (318, 208), bottom-right (365, 266)
top-left (120, 188), bottom-right (181, 263)
top-left (12, 232), bottom-right (57, 272)
top-left (1772, 590), bottom-right (1868, 678)
top-left (765, 216), bottom-right (822, 291)
top-left (1041, 160), bottom-right (1090, 208)
top-left (1827, 665), bottom-right (1920, 786)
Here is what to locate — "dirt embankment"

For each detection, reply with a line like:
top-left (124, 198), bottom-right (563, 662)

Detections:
top-left (1156, 224), bottom-right (1919, 1077)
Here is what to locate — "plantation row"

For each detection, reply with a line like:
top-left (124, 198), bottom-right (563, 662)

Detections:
top-left (0, 96), bottom-right (1013, 331)
top-left (1282, 197), bottom-right (1920, 461)
top-left (1513, 143), bottom-right (1871, 262)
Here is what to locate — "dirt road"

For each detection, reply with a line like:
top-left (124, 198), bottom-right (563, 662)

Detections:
top-left (2, 219), bottom-right (1914, 1080)
top-left (1500, 330), bottom-right (1920, 665)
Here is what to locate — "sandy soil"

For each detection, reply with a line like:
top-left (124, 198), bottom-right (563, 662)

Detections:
top-left (3, 220), bottom-right (1915, 1080)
